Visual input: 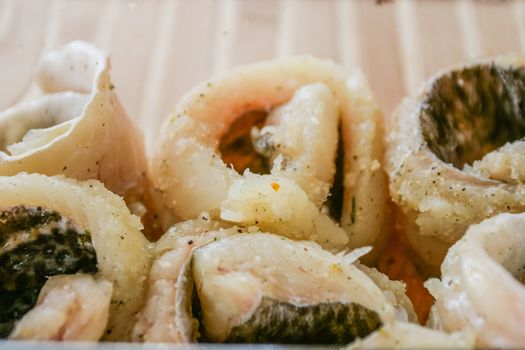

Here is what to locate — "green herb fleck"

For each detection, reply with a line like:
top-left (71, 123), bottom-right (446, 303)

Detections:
top-left (350, 196), bottom-right (356, 224)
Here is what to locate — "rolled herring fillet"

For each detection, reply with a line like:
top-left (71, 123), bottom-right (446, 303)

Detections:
top-left (386, 56), bottom-right (525, 269)
top-left (0, 41), bottom-right (160, 236)
top-left (152, 57), bottom-right (390, 254)
top-left (426, 212), bottom-right (525, 348)
top-left (135, 230), bottom-right (416, 344)
top-left (0, 173), bottom-right (152, 341)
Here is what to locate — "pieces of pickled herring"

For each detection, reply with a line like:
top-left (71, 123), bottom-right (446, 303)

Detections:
top-left (152, 57), bottom-right (391, 256)
top-left (386, 56), bottom-right (525, 270)
top-left (0, 41), bottom-right (165, 238)
top-left (136, 228), bottom-right (415, 344)
top-left (426, 212), bottom-right (525, 348)
top-left (0, 42), bottom-right (149, 201)
top-left (192, 234), bottom-right (401, 344)
top-left (0, 173), bottom-right (152, 341)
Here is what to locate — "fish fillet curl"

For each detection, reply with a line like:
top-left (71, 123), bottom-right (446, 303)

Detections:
top-left (426, 212), bottom-right (525, 348)
top-left (0, 173), bottom-right (152, 340)
top-left (152, 57), bottom-right (390, 254)
top-left (386, 56), bottom-right (525, 270)
top-left (0, 41), bottom-right (163, 236)
top-left (133, 216), bottom-right (242, 343)
top-left (135, 227), bottom-right (417, 344)
top-left (9, 274), bottom-right (112, 341)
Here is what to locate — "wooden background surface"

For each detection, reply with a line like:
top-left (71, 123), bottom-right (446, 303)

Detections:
top-left (1, 0), bottom-right (524, 152)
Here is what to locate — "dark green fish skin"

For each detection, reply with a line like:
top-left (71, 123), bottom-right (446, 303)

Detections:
top-left (420, 63), bottom-right (525, 168)
top-left (0, 206), bottom-right (97, 338)
top-left (223, 297), bottom-right (382, 345)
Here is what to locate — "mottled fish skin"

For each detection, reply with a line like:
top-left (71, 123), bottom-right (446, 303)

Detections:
top-left (421, 63), bottom-right (525, 169)
top-left (0, 206), bottom-right (61, 248)
top-left (223, 298), bottom-right (382, 345)
top-left (0, 205), bottom-right (97, 338)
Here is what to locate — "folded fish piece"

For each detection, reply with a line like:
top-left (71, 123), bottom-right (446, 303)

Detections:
top-left (0, 173), bottom-right (152, 341)
top-left (192, 233), bottom-right (395, 343)
top-left (386, 56), bottom-right (525, 271)
top-left (136, 228), bottom-right (415, 344)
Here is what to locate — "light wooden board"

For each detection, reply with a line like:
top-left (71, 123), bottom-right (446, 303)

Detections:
top-left (1, 0), bottom-right (524, 152)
